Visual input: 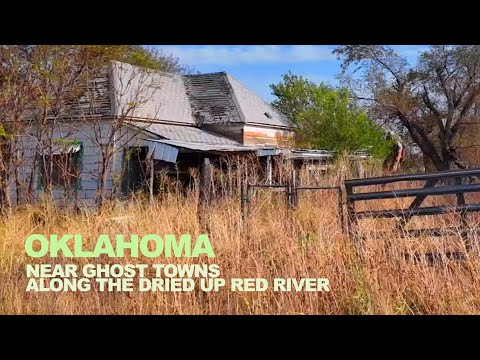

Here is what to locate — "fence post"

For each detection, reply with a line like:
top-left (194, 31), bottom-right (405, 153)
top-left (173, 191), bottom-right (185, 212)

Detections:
top-left (240, 179), bottom-right (248, 230)
top-left (338, 182), bottom-right (348, 235)
top-left (288, 168), bottom-right (297, 207)
top-left (266, 155), bottom-right (273, 185)
top-left (345, 186), bottom-right (358, 233)
top-left (345, 182), bottom-right (363, 256)
top-left (455, 177), bottom-right (471, 251)
top-left (246, 183), bottom-right (251, 218)
top-left (149, 157), bottom-right (155, 203)
top-left (199, 157), bottom-right (212, 233)
top-left (145, 145), bottom-right (156, 203)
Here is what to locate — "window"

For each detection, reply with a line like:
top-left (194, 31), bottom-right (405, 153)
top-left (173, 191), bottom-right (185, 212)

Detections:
top-left (38, 143), bottom-right (82, 189)
top-left (121, 146), bottom-right (149, 194)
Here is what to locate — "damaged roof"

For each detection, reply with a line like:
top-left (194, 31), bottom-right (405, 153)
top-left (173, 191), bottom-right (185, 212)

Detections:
top-left (145, 138), bottom-right (256, 153)
top-left (130, 122), bottom-right (241, 145)
top-left (182, 72), bottom-right (243, 125)
top-left (183, 72), bottom-right (293, 128)
top-left (130, 121), bottom-right (260, 154)
top-left (108, 62), bottom-right (293, 129)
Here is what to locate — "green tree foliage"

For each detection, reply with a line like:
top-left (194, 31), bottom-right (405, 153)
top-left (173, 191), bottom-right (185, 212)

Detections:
top-left (333, 45), bottom-right (480, 170)
top-left (81, 45), bottom-right (192, 73)
top-left (271, 72), bottom-right (317, 123)
top-left (0, 124), bottom-right (12, 139)
top-left (270, 73), bottom-right (392, 159)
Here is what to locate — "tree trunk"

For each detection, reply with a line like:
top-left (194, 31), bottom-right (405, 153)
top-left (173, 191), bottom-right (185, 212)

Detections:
top-left (0, 170), bottom-right (11, 213)
top-left (0, 141), bottom-right (12, 212)
top-left (422, 153), bottom-right (436, 172)
top-left (421, 138), bottom-right (462, 172)
top-left (97, 154), bottom-right (111, 210)
top-left (26, 156), bottom-right (37, 204)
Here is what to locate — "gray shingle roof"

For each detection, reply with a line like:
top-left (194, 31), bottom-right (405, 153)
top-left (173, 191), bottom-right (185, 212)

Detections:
top-left (183, 72), bottom-right (293, 129)
top-left (90, 62), bottom-right (293, 130)
top-left (226, 74), bottom-right (293, 128)
top-left (131, 122), bottom-right (240, 145)
top-left (183, 72), bottom-right (243, 125)
top-left (110, 61), bottom-right (196, 125)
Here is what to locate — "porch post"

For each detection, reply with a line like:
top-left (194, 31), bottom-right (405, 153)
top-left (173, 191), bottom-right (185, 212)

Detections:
top-left (266, 155), bottom-right (272, 185)
top-left (199, 157), bottom-right (212, 232)
top-left (149, 157), bottom-right (154, 202)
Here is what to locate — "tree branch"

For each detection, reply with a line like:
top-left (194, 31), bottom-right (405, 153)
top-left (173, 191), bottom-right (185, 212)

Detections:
top-left (451, 83), bottom-right (480, 136)
top-left (396, 110), bottom-right (443, 168)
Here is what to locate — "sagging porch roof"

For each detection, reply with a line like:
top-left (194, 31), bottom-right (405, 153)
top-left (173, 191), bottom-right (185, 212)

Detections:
top-left (143, 138), bottom-right (257, 153)
top-left (131, 122), bottom-right (369, 163)
top-left (137, 122), bottom-right (241, 145)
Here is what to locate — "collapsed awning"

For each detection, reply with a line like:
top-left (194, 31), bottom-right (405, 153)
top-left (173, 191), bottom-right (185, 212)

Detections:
top-left (40, 143), bottom-right (82, 155)
top-left (144, 138), bottom-right (257, 153)
top-left (280, 149), bottom-right (336, 160)
top-left (131, 122), bottom-right (257, 159)
top-left (279, 149), bottom-right (371, 160)
top-left (138, 139), bottom-right (179, 163)
top-left (256, 148), bottom-right (280, 157)
top-left (129, 122), bottom-right (243, 147)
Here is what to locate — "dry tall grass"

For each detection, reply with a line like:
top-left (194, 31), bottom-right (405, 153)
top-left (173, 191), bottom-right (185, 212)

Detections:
top-left (1, 159), bottom-right (480, 314)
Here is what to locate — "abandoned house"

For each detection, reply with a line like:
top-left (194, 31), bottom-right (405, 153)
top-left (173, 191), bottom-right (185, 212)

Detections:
top-left (5, 61), bottom-right (348, 208)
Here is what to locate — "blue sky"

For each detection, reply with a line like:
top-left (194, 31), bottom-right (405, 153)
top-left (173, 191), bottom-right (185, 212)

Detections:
top-left (152, 45), bottom-right (428, 102)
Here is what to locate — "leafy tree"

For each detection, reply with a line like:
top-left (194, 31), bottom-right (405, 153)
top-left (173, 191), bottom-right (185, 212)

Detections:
top-left (271, 72), bottom-right (318, 123)
top-left (333, 45), bottom-right (480, 171)
top-left (81, 45), bottom-right (192, 73)
top-left (270, 73), bottom-right (392, 159)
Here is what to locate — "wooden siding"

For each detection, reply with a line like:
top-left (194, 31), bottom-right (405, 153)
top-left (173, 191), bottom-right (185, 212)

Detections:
top-left (202, 123), bottom-right (244, 144)
top-left (10, 119), bottom-right (116, 206)
top-left (243, 125), bottom-right (294, 146)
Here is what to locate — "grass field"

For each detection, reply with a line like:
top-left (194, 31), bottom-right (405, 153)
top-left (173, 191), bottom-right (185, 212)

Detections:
top-left (1, 180), bottom-right (480, 314)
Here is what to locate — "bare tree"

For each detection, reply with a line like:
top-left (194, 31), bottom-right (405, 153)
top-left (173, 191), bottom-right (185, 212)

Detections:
top-left (334, 45), bottom-right (480, 171)
top-left (0, 46), bottom-right (41, 210)
top-left (0, 45), bottom-right (186, 210)
top-left (68, 61), bottom-right (163, 208)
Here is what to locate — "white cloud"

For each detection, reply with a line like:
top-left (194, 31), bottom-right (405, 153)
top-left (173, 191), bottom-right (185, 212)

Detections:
top-left (156, 45), bottom-right (336, 65)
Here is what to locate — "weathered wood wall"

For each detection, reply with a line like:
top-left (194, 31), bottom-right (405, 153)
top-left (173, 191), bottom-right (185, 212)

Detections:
top-left (9, 119), bottom-right (117, 207)
top-left (202, 123), bottom-right (244, 144)
top-left (243, 125), bottom-right (294, 146)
